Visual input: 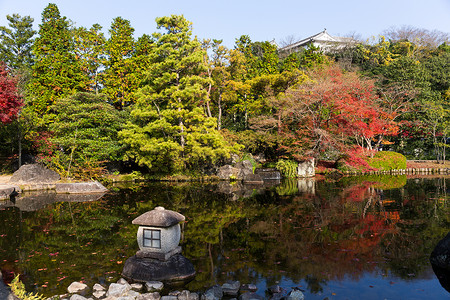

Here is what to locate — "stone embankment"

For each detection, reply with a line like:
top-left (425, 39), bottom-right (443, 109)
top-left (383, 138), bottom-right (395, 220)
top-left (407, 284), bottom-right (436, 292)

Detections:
top-left (47, 278), bottom-right (305, 300)
top-left (0, 164), bottom-right (108, 201)
top-left (343, 168), bottom-right (450, 176)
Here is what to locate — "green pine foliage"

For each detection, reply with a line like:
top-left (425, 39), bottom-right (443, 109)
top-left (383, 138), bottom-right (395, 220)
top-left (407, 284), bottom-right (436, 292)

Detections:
top-left (0, 14), bottom-right (35, 70)
top-left (120, 15), bottom-right (240, 174)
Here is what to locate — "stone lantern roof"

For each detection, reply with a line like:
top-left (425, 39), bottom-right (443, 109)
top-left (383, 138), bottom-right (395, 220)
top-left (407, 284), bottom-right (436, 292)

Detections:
top-left (132, 206), bottom-right (185, 228)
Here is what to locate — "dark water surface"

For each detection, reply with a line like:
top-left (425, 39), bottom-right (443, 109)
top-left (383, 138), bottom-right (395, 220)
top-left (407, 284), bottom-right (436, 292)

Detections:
top-left (1, 176), bottom-right (449, 299)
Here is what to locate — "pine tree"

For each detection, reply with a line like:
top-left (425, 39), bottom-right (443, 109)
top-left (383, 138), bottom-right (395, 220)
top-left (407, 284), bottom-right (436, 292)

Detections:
top-left (0, 14), bottom-right (35, 70)
top-left (120, 15), bottom-right (238, 173)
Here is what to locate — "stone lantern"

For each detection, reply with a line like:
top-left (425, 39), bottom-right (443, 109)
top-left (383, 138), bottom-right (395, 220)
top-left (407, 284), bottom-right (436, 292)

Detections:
top-left (133, 206), bottom-right (184, 261)
top-left (122, 206), bottom-right (195, 283)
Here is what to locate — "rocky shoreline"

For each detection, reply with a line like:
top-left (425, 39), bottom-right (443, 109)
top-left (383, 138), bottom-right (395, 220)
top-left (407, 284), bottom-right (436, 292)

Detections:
top-left (44, 277), bottom-right (305, 300)
top-left (0, 164), bottom-right (108, 201)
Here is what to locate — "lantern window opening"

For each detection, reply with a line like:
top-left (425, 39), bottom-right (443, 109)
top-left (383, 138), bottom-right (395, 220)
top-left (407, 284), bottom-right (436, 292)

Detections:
top-left (143, 228), bottom-right (161, 249)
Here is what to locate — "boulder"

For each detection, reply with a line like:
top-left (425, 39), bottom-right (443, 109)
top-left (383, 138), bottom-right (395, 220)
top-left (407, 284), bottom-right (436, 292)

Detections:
top-left (122, 254), bottom-right (195, 284)
top-left (145, 281), bottom-right (164, 292)
top-left (106, 282), bottom-right (131, 298)
top-left (242, 174), bottom-right (263, 184)
top-left (201, 285), bottom-right (223, 300)
top-left (67, 282), bottom-right (89, 295)
top-left (267, 285), bottom-right (282, 294)
top-left (0, 185), bottom-right (21, 200)
top-left (430, 232), bottom-right (450, 270)
top-left (55, 181), bottom-right (108, 194)
top-left (217, 165), bottom-right (240, 180)
top-left (222, 280), bottom-right (240, 296)
top-left (240, 284), bottom-right (257, 293)
top-left (236, 160), bottom-right (253, 179)
top-left (9, 164), bottom-right (60, 184)
top-left (136, 292), bottom-right (161, 300)
top-left (254, 168), bottom-right (281, 180)
top-left (297, 158), bottom-right (315, 178)
top-left (430, 232), bottom-right (450, 292)
top-left (286, 288), bottom-right (304, 300)
top-left (178, 290), bottom-right (199, 300)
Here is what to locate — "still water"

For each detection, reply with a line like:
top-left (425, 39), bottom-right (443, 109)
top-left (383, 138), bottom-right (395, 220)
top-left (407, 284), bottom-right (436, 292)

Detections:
top-left (0, 175), bottom-right (449, 299)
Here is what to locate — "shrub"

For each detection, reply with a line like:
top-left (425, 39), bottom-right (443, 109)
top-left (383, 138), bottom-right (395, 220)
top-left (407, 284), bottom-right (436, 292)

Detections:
top-left (9, 274), bottom-right (45, 300)
top-left (368, 151), bottom-right (407, 171)
top-left (275, 159), bottom-right (298, 178)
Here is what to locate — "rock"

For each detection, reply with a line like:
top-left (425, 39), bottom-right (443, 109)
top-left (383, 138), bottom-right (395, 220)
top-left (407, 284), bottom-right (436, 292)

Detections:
top-left (160, 296), bottom-right (178, 300)
top-left (217, 165), bottom-right (240, 180)
top-left (430, 232), bottom-right (450, 293)
top-left (106, 283), bottom-right (131, 298)
top-left (117, 278), bottom-right (129, 285)
top-left (0, 185), bottom-right (21, 200)
top-left (236, 160), bottom-right (253, 179)
top-left (70, 295), bottom-right (89, 300)
top-left (238, 292), bottom-right (263, 300)
top-left (93, 283), bottom-right (105, 292)
top-left (240, 284), bottom-right (257, 293)
top-left (169, 291), bottom-right (181, 296)
top-left (286, 288), bottom-right (304, 300)
top-left (242, 173), bottom-right (263, 184)
top-left (145, 281), bottom-right (164, 292)
top-left (67, 282), bottom-right (89, 295)
top-left (222, 281), bottom-right (240, 296)
top-left (201, 285), bottom-right (223, 300)
top-left (136, 292), bottom-right (161, 300)
top-left (297, 158), bottom-right (315, 178)
top-left (430, 232), bottom-right (450, 270)
top-left (131, 283), bottom-right (144, 291)
top-left (92, 289), bottom-right (106, 299)
top-left (0, 271), bottom-right (15, 300)
top-left (267, 285), bottom-right (282, 294)
top-left (9, 163), bottom-right (60, 184)
top-left (122, 254), bottom-right (195, 283)
top-left (55, 181), bottom-right (108, 194)
top-left (178, 290), bottom-right (199, 300)
top-left (254, 168), bottom-right (281, 180)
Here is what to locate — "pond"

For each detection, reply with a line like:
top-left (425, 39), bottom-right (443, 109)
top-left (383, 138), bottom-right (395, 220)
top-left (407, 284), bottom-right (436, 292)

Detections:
top-left (1, 175), bottom-right (449, 299)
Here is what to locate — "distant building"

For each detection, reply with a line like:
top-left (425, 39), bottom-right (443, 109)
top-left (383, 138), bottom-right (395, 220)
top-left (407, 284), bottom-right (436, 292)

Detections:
top-left (279, 29), bottom-right (357, 56)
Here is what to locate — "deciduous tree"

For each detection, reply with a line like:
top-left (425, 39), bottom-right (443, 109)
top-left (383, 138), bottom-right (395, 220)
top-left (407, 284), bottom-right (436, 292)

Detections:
top-left (102, 17), bottom-right (137, 109)
top-left (0, 62), bottom-right (23, 124)
top-left (28, 3), bottom-right (87, 115)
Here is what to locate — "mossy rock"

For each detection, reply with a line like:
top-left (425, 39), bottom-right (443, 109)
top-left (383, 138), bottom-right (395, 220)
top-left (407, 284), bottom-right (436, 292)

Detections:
top-left (368, 151), bottom-right (407, 171)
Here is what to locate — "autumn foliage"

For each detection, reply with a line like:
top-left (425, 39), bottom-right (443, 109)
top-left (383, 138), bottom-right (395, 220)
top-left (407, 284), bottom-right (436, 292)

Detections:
top-left (276, 66), bottom-right (398, 161)
top-left (0, 62), bottom-right (23, 124)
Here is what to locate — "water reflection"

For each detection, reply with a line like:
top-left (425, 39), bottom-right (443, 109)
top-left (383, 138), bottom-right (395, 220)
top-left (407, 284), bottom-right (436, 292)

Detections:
top-left (0, 176), bottom-right (449, 299)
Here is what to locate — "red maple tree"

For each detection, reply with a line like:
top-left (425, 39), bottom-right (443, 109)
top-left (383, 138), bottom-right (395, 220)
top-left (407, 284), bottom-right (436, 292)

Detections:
top-left (278, 65), bottom-right (398, 160)
top-left (0, 62), bottom-right (23, 124)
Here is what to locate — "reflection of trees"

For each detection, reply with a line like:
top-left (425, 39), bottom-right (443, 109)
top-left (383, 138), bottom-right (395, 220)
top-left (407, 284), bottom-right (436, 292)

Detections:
top-left (1, 178), bottom-right (448, 297)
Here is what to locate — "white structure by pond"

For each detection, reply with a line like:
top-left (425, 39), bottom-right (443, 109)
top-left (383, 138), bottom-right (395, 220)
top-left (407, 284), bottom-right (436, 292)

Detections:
top-left (132, 206), bottom-right (185, 261)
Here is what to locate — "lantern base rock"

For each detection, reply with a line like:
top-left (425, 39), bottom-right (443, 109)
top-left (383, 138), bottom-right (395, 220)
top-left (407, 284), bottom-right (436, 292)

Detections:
top-left (122, 254), bottom-right (195, 284)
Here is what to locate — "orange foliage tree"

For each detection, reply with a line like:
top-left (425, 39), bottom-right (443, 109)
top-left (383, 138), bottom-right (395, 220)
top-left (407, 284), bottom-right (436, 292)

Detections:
top-left (276, 65), bottom-right (398, 160)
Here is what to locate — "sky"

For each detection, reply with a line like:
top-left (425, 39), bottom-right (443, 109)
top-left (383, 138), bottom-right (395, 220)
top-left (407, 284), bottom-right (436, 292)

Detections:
top-left (0, 0), bottom-right (449, 48)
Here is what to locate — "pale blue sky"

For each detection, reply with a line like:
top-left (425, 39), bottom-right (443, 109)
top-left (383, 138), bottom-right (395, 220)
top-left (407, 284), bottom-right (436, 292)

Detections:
top-left (0, 0), bottom-right (449, 48)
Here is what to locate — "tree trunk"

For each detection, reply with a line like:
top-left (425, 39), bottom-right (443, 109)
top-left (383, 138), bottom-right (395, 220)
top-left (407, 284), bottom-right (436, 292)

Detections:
top-left (218, 93), bottom-right (222, 130)
top-left (17, 121), bottom-right (22, 168)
